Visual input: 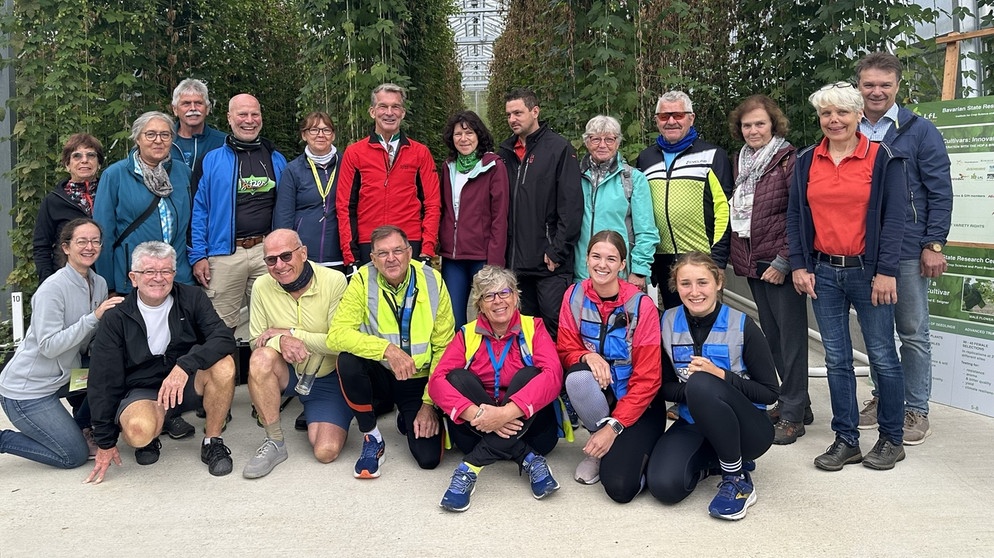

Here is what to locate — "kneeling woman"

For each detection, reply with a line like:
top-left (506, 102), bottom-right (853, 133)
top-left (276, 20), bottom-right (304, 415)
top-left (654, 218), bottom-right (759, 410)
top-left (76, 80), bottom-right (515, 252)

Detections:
top-left (557, 230), bottom-right (663, 503)
top-left (646, 251), bottom-right (779, 520)
top-left (0, 218), bottom-right (123, 468)
top-left (428, 266), bottom-right (563, 512)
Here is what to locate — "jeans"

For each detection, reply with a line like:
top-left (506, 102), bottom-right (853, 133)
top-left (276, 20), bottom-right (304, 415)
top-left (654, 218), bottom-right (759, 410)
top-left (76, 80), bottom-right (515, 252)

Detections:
top-left (441, 258), bottom-right (486, 330)
top-left (0, 393), bottom-right (89, 469)
top-left (871, 258), bottom-right (931, 414)
top-left (810, 263), bottom-right (904, 446)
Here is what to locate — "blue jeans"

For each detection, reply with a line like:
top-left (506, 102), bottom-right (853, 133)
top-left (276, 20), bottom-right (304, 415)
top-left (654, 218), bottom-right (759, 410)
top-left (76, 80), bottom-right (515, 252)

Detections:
top-left (810, 263), bottom-right (904, 446)
top-left (870, 259), bottom-right (931, 414)
top-left (441, 258), bottom-right (485, 330)
top-left (0, 393), bottom-right (89, 469)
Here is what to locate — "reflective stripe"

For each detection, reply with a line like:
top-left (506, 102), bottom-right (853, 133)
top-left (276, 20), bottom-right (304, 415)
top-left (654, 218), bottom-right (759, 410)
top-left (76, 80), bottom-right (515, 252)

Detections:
top-left (566, 284), bottom-right (642, 398)
top-left (463, 315), bottom-right (536, 369)
top-left (360, 262), bottom-right (442, 369)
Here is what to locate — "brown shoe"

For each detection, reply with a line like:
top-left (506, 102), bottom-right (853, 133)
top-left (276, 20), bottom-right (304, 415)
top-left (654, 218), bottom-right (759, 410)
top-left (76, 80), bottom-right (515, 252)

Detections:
top-left (772, 419), bottom-right (805, 445)
top-left (666, 403), bottom-right (679, 421)
top-left (858, 397), bottom-right (878, 430)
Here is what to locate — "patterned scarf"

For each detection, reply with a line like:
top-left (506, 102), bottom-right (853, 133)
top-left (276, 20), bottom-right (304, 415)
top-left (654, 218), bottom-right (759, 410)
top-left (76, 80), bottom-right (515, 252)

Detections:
top-left (455, 152), bottom-right (481, 174)
top-left (731, 136), bottom-right (788, 237)
top-left (64, 179), bottom-right (97, 215)
top-left (137, 155), bottom-right (173, 198)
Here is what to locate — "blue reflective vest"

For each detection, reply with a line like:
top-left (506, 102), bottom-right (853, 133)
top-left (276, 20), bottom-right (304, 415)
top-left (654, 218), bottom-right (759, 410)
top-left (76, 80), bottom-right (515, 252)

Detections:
top-left (567, 285), bottom-right (643, 399)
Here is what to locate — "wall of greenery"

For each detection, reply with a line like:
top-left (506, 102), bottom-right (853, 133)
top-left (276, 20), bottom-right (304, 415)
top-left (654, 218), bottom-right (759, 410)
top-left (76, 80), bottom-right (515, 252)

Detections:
top-left (1, 0), bottom-right (464, 294)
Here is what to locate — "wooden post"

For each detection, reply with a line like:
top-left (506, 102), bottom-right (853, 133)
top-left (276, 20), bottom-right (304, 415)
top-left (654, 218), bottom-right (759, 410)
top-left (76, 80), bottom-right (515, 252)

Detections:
top-left (935, 29), bottom-right (994, 100)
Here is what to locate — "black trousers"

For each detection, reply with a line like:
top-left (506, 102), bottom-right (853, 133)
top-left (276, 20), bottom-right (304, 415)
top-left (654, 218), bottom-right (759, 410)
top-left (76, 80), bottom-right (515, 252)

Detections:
top-left (646, 372), bottom-right (773, 504)
top-left (516, 273), bottom-right (570, 341)
top-left (600, 402), bottom-right (666, 503)
top-left (748, 277), bottom-right (810, 422)
top-left (337, 352), bottom-right (442, 470)
top-left (650, 253), bottom-right (682, 311)
top-left (444, 367), bottom-right (559, 467)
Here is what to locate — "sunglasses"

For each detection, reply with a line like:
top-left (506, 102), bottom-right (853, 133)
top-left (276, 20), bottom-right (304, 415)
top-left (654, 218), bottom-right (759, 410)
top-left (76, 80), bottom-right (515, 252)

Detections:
top-left (819, 81), bottom-right (854, 91)
top-left (264, 246), bottom-right (303, 266)
top-left (655, 112), bottom-right (692, 122)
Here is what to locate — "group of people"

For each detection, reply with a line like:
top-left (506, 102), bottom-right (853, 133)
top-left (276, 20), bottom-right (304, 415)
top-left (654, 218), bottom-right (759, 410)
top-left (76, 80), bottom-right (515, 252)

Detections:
top-left (0, 50), bottom-right (951, 522)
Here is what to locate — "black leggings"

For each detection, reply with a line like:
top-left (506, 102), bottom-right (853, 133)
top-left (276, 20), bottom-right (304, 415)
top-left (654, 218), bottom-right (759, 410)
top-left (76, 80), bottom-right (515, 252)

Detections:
top-left (337, 352), bottom-right (443, 470)
top-left (600, 402), bottom-right (666, 503)
top-left (444, 367), bottom-right (559, 467)
top-left (646, 372), bottom-right (773, 504)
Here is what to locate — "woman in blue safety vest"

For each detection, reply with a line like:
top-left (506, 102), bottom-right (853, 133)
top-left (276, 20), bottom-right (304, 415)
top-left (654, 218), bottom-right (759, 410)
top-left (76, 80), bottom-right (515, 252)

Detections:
top-left (557, 229), bottom-right (664, 503)
top-left (428, 265), bottom-right (563, 512)
top-left (646, 251), bottom-right (779, 520)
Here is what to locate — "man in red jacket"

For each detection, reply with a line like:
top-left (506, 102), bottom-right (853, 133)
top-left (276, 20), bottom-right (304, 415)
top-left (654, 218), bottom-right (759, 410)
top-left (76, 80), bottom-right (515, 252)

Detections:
top-left (336, 84), bottom-right (441, 268)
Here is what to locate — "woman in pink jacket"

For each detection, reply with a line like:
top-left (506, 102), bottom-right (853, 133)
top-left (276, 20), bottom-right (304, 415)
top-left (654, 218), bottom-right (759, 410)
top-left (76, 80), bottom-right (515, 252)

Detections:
top-left (428, 266), bottom-right (562, 512)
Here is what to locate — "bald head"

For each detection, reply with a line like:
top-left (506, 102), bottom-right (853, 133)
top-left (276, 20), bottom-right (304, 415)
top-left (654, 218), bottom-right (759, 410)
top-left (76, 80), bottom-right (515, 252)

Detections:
top-left (263, 229), bottom-right (308, 285)
top-left (228, 94), bottom-right (262, 141)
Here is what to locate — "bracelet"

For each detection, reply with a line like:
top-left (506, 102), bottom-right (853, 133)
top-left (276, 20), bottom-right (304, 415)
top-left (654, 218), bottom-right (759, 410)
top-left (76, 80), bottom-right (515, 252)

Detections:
top-left (474, 406), bottom-right (485, 419)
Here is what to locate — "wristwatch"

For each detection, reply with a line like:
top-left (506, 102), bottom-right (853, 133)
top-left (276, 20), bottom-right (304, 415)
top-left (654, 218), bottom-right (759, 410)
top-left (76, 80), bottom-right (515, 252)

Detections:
top-left (925, 242), bottom-right (943, 253)
top-left (597, 417), bottom-right (625, 435)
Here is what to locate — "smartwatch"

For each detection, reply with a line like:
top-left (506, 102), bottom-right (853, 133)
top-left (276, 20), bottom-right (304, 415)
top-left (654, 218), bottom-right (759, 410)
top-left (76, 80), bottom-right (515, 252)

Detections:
top-left (597, 417), bottom-right (625, 435)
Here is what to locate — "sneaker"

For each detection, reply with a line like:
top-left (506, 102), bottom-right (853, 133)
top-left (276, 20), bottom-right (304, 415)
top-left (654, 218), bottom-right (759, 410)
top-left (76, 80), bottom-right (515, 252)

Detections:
top-left (439, 463), bottom-right (478, 512)
top-left (135, 438), bottom-right (161, 465)
top-left (862, 436), bottom-right (906, 470)
top-left (772, 419), bottom-right (805, 445)
top-left (903, 411), bottom-right (931, 446)
top-left (81, 428), bottom-right (98, 460)
top-left (813, 438), bottom-right (862, 471)
top-left (562, 395), bottom-right (581, 429)
top-left (666, 403), bottom-right (679, 421)
top-left (295, 411), bottom-right (307, 431)
top-left (523, 452), bottom-right (560, 499)
top-left (242, 439), bottom-right (288, 479)
top-left (858, 397), bottom-right (878, 429)
top-left (161, 415), bottom-right (195, 439)
top-left (767, 402), bottom-right (814, 426)
top-left (708, 472), bottom-right (756, 521)
top-left (354, 434), bottom-right (385, 479)
top-left (200, 437), bottom-right (233, 476)
top-left (574, 455), bottom-right (601, 485)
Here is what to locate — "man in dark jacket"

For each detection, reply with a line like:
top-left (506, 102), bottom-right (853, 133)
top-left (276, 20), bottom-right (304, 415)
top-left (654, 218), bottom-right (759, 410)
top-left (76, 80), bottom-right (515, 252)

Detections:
top-left (497, 88), bottom-right (582, 339)
top-left (85, 241), bottom-right (236, 483)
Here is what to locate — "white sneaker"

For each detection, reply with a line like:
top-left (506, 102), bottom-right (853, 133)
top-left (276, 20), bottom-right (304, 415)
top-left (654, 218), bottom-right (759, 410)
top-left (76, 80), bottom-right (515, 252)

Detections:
top-left (574, 455), bottom-right (601, 484)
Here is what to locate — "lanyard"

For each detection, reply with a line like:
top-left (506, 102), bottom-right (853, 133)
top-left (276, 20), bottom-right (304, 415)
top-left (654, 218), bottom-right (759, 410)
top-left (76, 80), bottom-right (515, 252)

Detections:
top-left (484, 337), bottom-right (513, 400)
top-left (383, 267), bottom-right (417, 355)
top-left (307, 158), bottom-right (337, 216)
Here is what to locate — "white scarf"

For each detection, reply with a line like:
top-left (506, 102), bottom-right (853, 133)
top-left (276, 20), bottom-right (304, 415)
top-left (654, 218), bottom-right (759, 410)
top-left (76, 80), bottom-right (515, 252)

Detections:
top-left (306, 144), bottom-right (337, 166)
top-left (731, 136), bottom-right (787, 237)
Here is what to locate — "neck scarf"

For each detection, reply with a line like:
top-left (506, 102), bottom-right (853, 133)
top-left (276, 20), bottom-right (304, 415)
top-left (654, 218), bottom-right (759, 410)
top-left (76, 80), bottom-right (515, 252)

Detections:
top-left (227, 135), bottom-right (262, 152)
top-left (280, 260), bottom-right (314, 293)
top-left (306, 144), bottom-right (338, 167)
top-left (137, 154), bottom-right (173, 198)
top-left (731, 136), bottom-right (788, 237)
top-left (455, 152), bottom-right (480, 174)
top-left (64, 179), bottom-right (97, 215)
top-left (656, 126), bottom-right (698, 154)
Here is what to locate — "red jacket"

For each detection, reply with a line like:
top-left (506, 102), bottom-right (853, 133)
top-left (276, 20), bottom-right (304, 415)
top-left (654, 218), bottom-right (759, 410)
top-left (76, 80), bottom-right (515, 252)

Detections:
top-left (557, 279), bottom-right (662, 427)
top-left (336, 133), bottom-right (441, 264)
top-left (429, 312), bottom-right (562, 423)
top-left (438, 152), bottom-right (508, 265)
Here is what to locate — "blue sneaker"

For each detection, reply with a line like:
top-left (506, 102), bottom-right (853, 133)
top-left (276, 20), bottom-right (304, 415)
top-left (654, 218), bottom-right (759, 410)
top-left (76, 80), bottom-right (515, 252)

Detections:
top-left (440, 463), bottom-right (478, 512)
top-left (354, 434), bottom-right (385, 479)
top-left (708, 472), bottom-right (756, 520)
top-left (523, 452), bottom-right (560, 499)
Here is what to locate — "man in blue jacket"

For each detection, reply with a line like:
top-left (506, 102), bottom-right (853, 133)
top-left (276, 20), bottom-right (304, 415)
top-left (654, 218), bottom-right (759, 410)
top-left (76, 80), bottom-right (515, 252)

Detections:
top-left (855, 52), bottom-right (953, 446)
top-left (190, 93), bottom-right (287, 328)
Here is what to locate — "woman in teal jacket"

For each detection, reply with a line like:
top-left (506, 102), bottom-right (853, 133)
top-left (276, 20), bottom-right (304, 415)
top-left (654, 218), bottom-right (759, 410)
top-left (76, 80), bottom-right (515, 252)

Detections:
top-left (94, 111), bottom-right (193, 294)
top-left (575, 115), bottom-right (659, 288)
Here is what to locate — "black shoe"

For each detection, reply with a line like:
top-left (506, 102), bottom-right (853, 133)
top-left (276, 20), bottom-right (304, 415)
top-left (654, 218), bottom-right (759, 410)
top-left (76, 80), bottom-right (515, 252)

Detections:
top-left (814, 438), bottom-right (862, 471)
top-left (135, 438), bottom-right (162, 465)
top-left (161, 416), bottom-right (195, 439)
top-left (295, 411), bottom-right (307, 431)
top-left (768, 403), bottom-right (814, 426)
top-left (195, 406), bottom-right (207, 419)
top-left (862, 437), bottom-right (906, 470)
top-left (200, 437), bottom-right (233, 476)
top-left (772, 419), bottom-right (805, 445)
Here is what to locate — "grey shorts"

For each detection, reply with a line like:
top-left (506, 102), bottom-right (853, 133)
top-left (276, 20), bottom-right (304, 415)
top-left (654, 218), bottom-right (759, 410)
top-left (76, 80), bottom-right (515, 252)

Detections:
top-left (114, 379), bottom-right (201, 423)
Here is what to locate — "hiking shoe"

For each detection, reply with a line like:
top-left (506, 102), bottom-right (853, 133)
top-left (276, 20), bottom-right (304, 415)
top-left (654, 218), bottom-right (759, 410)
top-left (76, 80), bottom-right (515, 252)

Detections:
top-left (708, 472), bottom-right (756, 521)
top-left (242, 439), bottom-right (288, 479)
top-left (82, 428), bottom-right (98, 460)
top-left (439, 463), bottom-right (478, 512)
top-left (814, 438), bottom-right (862, 471)
top-left (666, 403), bottom-right (679, 420)
top-left (858, 397), bottom-right (878, 429)
top-left (862, 437), bottom-right (906, 470)
top-left (135, 438), bottom-right (161, 466)
top-left (773, 419), bottom-right (805, 445)
top-left (902, 411), bottom-right (931, 446)
top-left (161, 415), bottom-right (195, 439)
top-left (523, 452), bottom-right (560, 499)
top-left (354, 434), bottom-right (385, 479)
top-left (295, 411), bottom-right (307, 431)
top-left (767, 402), bottom-right (814, 425)
top-left (574, 455), bottom-right (601, 485)
top-left (200, 437), bottom-right (233, 476)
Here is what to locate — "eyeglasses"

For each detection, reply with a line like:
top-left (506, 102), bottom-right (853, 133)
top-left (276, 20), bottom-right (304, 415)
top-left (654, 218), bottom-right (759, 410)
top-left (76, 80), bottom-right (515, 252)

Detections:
top-left (481, 288), bottom-right (513, 302)
top-left (372, 247), bottom-right (409, 260)
top-left (655, 112), bottom-right (692, 122)
top-left (586, 136), bottom-right (618, 146)
top-left (374, 103), bottom-right (405, 113)
top-left (71, 238), bottom-right (102, 248)
top-left (305, 127), bottom-right (334, 136)
top-left (71, 151), bottom-right (99, 161)
top-left (819, 81), bottom-right (854, 91)
top-left (133, 269), bottom-right (176, 278)
top-left (263, 246), bottom-right (304, 266)
top-left (143, 131), bottom-right (173, 142)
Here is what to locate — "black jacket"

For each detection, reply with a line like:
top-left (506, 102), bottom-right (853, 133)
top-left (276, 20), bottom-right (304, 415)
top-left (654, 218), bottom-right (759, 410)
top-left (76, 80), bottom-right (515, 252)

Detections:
top-left (497, 122), bottom-right (582, 276)
top-left (33, 179), bottom-right (92, 283)
top-left (88, 282), bottom-right (235, 449)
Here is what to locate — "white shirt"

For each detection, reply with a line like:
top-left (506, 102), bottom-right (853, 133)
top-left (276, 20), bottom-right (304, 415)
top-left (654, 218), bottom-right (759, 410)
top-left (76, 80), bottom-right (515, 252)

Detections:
top-left (138, 294), bottom-right (174, 356)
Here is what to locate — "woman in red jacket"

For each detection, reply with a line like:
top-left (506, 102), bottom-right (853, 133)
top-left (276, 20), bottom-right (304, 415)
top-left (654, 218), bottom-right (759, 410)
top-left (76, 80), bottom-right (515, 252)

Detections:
top-left (557, 230), bottom-right (664, 503)
top-left (429, 266), bottom-right (562, 512)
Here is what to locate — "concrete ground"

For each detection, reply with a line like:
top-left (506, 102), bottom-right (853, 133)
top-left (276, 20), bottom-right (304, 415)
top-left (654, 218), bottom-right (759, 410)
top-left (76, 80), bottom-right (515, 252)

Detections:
top-left (2, 364), bottom-right (993, 556)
